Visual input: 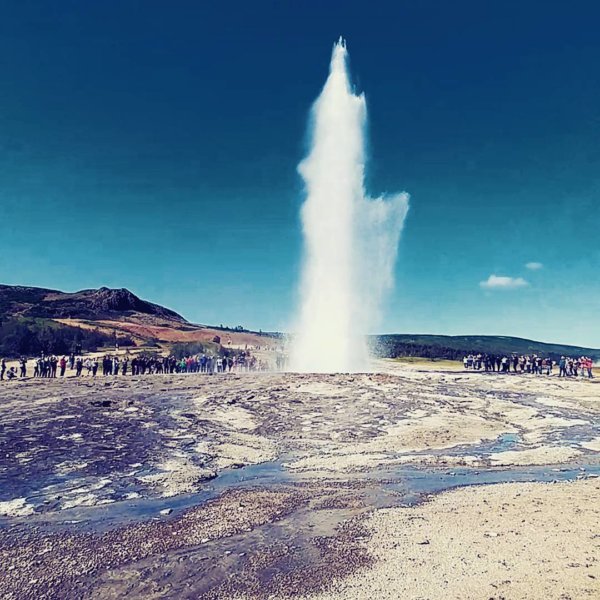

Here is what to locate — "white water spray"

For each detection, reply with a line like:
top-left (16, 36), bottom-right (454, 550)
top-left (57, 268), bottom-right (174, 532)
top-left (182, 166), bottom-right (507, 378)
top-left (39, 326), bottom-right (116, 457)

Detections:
top-left (290, 39), bottom-right (409, 373)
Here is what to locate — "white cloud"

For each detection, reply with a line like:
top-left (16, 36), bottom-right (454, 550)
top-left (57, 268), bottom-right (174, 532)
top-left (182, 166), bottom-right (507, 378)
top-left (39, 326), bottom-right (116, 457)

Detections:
top-left (480, 274), bottom-right (529, 290)
top-left (525, 262), bottom-right (543, 270)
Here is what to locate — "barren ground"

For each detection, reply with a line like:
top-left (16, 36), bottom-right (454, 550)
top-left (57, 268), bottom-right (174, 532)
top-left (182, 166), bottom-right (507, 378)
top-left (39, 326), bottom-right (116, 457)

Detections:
top-left (0, 362), bottom-right (598, 599)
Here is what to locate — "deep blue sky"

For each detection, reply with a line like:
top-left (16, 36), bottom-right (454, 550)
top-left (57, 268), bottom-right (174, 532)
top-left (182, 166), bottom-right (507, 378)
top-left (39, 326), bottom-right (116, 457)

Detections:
top-left (1, 1), bottom-right (599, 346)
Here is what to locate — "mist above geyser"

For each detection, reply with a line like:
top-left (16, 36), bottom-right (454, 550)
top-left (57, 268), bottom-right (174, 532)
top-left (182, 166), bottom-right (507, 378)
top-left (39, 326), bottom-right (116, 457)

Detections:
top-left (290, 39), bottom-right (409, 373)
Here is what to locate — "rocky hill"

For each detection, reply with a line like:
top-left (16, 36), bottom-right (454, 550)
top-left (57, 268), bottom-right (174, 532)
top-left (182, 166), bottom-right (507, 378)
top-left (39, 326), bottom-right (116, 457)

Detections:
top-left (0, 284), bottom-right (278, 355)
top-left (0, 285), bottom-right (185, 323)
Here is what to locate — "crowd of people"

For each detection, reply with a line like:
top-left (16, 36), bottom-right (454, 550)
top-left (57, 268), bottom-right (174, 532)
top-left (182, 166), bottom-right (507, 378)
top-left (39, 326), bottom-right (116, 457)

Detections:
top-left (462, 354), bottom-right (594, 378)
top-left (0, 350), bottom-right (271, 381)
top-left (1, 350), bottom-right (595, 381)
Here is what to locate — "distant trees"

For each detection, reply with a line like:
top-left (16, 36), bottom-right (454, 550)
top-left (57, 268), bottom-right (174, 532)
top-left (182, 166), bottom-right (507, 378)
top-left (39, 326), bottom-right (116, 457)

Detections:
top-left (171, 342), bottom-right (207, 359)
top-left (372, 339), bottom-right (467, 361)
top-left (0, 319), bottom-right (135, 357)
top-left (212, 324), bottom-right (248, 332)
top-left (170, 340), bottom-right (241, 359)
top-left (370, 338), bottom-right (575, 361)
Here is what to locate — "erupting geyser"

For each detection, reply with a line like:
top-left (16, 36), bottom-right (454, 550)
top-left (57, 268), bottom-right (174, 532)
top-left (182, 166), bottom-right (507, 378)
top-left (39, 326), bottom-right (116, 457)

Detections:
top-left (290, 39), bottom-right (410, 373)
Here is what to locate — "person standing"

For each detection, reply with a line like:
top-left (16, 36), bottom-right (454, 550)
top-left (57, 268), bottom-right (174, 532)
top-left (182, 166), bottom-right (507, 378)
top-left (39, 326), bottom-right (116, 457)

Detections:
top-left (558, 356), bottom-right (567, 377)
top-left (586, 357), bottom-right (594, 379)
top-left (19, 357), bottom-right (27, 378)
top-left (0, 358), bottom-right (6, 381)
top-left (59, 356), bottom-right (67, 377)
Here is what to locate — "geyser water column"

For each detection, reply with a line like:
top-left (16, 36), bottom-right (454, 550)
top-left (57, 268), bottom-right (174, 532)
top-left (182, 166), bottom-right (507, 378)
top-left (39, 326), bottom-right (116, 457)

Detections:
top-left (290, 39), bottom-right (410, 373)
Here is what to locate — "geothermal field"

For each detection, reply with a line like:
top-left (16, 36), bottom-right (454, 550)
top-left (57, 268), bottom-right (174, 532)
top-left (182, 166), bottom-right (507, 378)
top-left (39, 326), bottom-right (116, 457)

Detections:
top-left (2, 28), bottom-right (599, 600)
top-left (1, 363), bottom-right (599, 599)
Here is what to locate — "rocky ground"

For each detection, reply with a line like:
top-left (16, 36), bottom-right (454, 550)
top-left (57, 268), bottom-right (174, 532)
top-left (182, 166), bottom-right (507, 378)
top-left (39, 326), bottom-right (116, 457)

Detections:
top-left (0, 363), bottom-right (598, 599)
top-left (297, 478), bottom-right (600, 600)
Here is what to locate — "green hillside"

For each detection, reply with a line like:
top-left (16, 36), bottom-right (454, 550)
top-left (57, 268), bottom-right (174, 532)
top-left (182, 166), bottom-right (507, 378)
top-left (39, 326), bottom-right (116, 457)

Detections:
top-left (372, 334), bottom-right (600, 361)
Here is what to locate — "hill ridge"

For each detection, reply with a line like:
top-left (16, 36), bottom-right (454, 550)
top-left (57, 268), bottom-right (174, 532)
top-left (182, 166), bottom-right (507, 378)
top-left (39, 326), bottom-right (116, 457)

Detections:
top-left (2, 284), bottom-right (598, 360)
top-left (373, 333), bottom-right (600, 360)
top-left (0, 284), bottom-right (185, 323)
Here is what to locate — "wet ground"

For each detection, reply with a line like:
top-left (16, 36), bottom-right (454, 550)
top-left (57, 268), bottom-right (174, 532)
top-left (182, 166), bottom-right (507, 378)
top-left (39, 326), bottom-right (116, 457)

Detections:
top-left (1, 367), bottom-right (598, 599)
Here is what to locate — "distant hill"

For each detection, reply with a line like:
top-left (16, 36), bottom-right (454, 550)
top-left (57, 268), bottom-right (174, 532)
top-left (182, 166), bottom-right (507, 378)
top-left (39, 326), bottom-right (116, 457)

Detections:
top-left (372, 334), bottom-right (600, 361)
top-left (0, 285), bottom-right (185, 323)
top-left (3, 284), bottom-right (595, 361)
top-left (0, 284), bottom-right (277, 357)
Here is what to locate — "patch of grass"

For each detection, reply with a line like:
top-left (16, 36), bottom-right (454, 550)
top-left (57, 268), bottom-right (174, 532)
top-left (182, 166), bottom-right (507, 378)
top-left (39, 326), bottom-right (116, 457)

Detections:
top-left (391, 356), bottom-right (463, 370)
